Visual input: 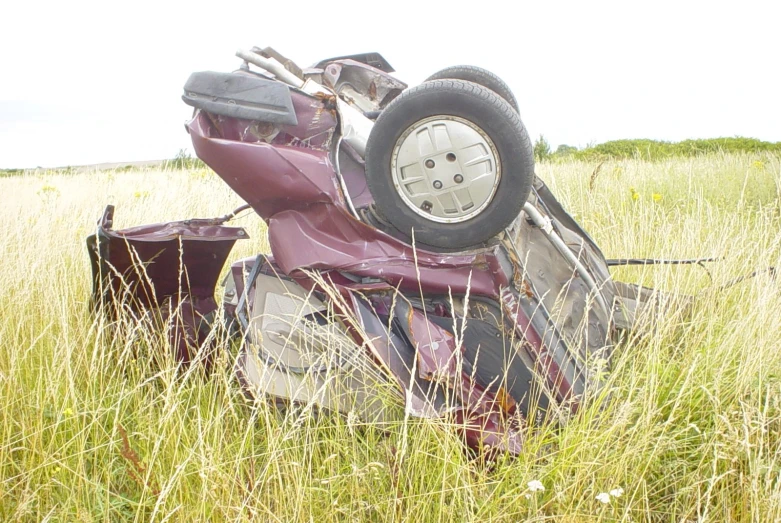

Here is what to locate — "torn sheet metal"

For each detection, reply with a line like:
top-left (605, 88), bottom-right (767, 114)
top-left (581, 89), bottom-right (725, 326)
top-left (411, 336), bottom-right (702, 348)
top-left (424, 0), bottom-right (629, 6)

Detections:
top-left (87, 205), bottom-right (247, 312)
top-left (88, 46), bottom-right (701, 457)
top-left (234, 261), bottom-right (397, 423)
top-left (321, 59), bottom-right (407, 113)
top-left (86, 205), bottom-right (247, 365)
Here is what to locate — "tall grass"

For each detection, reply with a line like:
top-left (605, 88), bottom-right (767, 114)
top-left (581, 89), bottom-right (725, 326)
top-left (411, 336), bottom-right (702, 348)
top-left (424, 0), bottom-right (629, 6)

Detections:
top-left (1, 154), bottom-right (780, 521)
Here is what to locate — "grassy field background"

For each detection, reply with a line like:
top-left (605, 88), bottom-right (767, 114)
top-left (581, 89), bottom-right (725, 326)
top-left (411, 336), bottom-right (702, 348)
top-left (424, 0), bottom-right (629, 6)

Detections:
top-left (1, 153), bottom-right (781, 521)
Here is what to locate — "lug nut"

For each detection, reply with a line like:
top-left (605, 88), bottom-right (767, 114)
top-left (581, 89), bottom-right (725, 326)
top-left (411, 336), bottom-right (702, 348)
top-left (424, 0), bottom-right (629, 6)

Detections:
top-left (454, 174), bottom-right (464, 184)
top-left (446, 153), bottom-right (457, 162)
top-left (433, 180), bottom-right (443, 189)
top-left (425, 159), bottom-right (435, 168)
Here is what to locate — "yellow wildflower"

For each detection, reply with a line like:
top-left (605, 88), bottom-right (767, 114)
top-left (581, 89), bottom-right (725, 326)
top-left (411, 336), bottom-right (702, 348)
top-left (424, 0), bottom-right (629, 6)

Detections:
top-left (38, 185), bottom-right (60, 197)
top-left (63, 408), bottom-right (73, 416)
top-left (652, 193), bottom-right (662, 202)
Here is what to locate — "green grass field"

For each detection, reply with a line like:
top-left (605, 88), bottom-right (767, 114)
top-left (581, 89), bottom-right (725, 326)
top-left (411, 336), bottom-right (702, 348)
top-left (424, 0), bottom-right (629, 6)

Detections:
top-left (2, 153), bottom-right (781, 521)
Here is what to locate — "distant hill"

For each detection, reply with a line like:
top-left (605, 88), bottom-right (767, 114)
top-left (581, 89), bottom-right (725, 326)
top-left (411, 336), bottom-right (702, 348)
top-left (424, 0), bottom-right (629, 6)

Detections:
top-left (541, 137), bottom-right (781, 161)
top-left (0, 159), bottom-right (168, 176)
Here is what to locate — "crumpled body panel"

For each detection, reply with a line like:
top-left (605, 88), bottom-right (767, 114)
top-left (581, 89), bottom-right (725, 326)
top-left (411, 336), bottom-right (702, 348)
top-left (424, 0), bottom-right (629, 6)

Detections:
top-left (87, 50), bottom-right (678, 457)
top-left (189, 112), bottom-right (344, 220)
top-left (184, 98), bottom-right (616, 453)
top-left (86, 205), bottom-right (247, 366)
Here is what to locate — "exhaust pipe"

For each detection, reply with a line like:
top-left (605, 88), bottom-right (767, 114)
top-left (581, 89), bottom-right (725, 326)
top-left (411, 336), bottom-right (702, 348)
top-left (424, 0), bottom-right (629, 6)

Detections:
top-left (236, 49), bottom-right (304, 88)
top-left (236, 48), bottom-right (372, 158)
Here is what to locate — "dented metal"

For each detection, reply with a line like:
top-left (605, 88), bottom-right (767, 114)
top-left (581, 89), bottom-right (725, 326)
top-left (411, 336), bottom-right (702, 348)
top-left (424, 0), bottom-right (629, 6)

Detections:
top-left (321, 59), bottom-right (406, 113)
top-left (86, 205), bottom-right (248, 366)
top-left (87, 47), bottom-right (688, 457)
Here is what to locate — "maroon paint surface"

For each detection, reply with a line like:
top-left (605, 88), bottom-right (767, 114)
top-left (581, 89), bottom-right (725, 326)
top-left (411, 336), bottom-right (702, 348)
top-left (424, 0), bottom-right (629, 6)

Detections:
top-left (89, 206), bottom-right (248, 366)
top-left (87, 52), bottom-right (603, 455)
top-left (185, 103), bottom-right (575, 453)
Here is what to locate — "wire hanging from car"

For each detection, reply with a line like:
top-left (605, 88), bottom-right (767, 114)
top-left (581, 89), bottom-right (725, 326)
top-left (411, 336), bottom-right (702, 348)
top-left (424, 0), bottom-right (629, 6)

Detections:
top-left (607, 257), bottom-right (718, 282)
top-left (606, 257), bottom-right (719, 266)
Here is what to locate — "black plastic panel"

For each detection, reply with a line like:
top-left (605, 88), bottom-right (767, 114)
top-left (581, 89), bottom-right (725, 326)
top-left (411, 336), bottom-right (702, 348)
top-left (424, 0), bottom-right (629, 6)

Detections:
top-left (182, 71), bottom-right (298, 126)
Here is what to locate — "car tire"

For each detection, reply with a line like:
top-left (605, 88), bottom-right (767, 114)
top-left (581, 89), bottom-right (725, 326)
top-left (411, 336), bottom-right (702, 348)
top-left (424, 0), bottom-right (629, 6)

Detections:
top-left (425, 65), bottom-right (520, 113)
top-left (365, 79), bottom-right (534, 250)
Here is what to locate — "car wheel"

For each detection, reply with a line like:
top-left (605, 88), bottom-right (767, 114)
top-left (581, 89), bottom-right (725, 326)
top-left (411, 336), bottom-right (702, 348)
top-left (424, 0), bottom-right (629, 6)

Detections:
top-left (365, 79), bottom-right (534, 250)
top-left (425, 65), bottom-right (520, 113)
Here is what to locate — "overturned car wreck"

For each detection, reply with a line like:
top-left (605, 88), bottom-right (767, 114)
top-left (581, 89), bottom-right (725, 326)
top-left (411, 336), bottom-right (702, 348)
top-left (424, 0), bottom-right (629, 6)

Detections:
top-left (87, 48), bottom-right (676, 454)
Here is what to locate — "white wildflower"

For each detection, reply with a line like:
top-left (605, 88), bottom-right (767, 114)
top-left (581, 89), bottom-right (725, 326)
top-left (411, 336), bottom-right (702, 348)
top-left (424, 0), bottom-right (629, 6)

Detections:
top-left (609, 487), bottom-right (624, 498)
top-left (346, 410), bottom-right (359, 436)
top-left (527, 480), bottom-right (545, 492)
top-left (595, 492), bottom-right (610, 504)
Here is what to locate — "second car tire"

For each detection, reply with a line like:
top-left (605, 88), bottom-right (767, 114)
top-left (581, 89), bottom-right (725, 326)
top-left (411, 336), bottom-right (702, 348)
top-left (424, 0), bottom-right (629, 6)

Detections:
top-left (425, 65), bottom-right (520, 114)
top-left (364, 79), bottom-right (534, 250)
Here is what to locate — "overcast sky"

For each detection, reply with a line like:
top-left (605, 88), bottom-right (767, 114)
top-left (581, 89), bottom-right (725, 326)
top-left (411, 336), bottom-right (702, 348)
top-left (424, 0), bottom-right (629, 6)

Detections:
top-left (1, 0), bottom-right (779, 168)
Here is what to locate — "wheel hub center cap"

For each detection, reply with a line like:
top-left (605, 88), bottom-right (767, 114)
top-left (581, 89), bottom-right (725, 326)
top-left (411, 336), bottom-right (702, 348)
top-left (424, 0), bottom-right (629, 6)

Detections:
top-left (390, 115), bottom-right (501, 223)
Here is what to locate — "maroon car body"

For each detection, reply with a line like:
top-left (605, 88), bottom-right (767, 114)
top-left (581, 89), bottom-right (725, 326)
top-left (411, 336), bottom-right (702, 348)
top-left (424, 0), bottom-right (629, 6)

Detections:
top-left (88, 50), bottom-right (643, 455)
